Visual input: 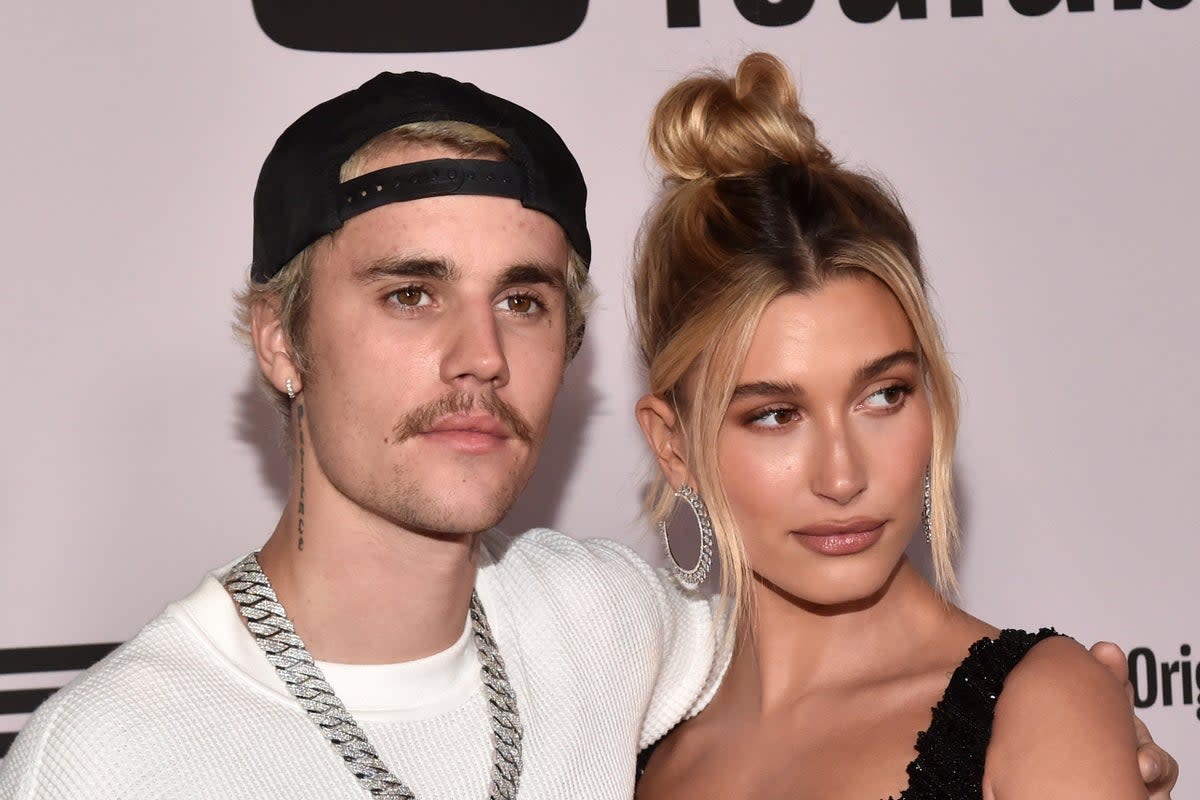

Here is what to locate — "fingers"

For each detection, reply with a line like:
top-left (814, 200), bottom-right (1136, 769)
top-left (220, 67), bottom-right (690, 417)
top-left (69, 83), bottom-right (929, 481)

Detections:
top-left (1132, 711), bottom-right (1179, 798)
top-left (1138, 746), bottom-right (1162, 783)
top-left (1128, 686), bottom-right (1177, 796)
top-left (1132, 713), bottom-right (1153, 748)
top-left (1089, 641), bottom-right (1178, 797)
top-left (1089, 640), bottom-right (1134, 703)
top-left (1138, 742), bottom-right (1179, 799)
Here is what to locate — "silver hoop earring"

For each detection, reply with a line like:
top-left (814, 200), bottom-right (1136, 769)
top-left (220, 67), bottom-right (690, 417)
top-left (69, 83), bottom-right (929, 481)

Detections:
top-left (286, 378), bottom-right (296, 401)
top-left (922, 469), bottom-right (932, 544)
top-left (659, 486), bottom-right (714, 589)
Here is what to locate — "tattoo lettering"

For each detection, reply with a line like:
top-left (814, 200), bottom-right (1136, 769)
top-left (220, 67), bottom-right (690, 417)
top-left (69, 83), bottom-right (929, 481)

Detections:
top-left (297, 403), bottom-right (306, 551)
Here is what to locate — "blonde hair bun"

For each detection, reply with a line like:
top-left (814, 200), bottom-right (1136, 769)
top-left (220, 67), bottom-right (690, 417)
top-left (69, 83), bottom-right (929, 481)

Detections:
top-left (650, 52), bottom-right (832, 181)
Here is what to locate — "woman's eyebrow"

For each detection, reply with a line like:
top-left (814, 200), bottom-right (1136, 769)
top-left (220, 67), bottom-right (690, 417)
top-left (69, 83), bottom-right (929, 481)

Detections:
top-left (854, 350), bottom-right (919, 384)
top-left (730, 380), bottom-right (804, 402)
top-left (731, 350), bottom-right (919, 402)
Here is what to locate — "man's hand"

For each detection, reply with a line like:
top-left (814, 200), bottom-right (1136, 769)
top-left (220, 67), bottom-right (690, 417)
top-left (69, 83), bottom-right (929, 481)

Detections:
top-left (1090, 641), bottom-right (1179, 799)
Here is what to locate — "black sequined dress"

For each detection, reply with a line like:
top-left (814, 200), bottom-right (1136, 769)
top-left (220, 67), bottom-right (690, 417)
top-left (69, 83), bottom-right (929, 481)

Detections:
top-left (636, 628), bottom-right (1060, 800)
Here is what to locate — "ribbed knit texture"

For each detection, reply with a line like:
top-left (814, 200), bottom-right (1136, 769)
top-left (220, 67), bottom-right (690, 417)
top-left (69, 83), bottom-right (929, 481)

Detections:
top-left (0, 529), bottom-right (724, 799)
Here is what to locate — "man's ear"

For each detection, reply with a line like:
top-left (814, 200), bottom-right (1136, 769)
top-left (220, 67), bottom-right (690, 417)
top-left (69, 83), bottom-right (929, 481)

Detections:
top-left (636, 394), bottom-right (691, 489)
top-left (250, 299), bottom-right (300, 395)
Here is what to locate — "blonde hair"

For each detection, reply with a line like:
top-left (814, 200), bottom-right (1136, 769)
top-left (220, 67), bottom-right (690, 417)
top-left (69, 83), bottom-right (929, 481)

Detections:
top-left (635, 53), bottom-right (961, 620)
top-left (234, 120), bottom-right (593, 415)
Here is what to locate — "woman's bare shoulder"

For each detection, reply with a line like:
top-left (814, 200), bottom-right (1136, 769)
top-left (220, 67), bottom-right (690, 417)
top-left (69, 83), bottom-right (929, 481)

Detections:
top-left (983, 634), bottom-right (1147, 800)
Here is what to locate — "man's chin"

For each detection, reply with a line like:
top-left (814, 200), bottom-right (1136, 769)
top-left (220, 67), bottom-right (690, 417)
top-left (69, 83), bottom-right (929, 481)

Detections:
top-left (383, 489), bottom-right (522, 538)
top-left (371, 458), bottom-right (533, 536)
top-left (403, 524), bottom-right (492, 542)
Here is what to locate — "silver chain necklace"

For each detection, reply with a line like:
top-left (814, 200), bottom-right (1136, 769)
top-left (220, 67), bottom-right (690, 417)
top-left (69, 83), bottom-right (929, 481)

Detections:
top-left (223, 553), bottom-right (523, 799)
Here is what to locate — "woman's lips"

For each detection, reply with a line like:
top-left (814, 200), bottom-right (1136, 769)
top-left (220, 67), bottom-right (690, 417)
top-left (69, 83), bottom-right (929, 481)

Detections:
top-left (791, 520), bottom-right (885, 556)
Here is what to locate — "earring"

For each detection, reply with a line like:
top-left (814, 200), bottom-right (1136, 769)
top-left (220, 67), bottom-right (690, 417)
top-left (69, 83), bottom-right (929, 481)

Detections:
top-left (285, 378), bottom-right (296, 401)
top-left (659, 486), bottom-right (714, 589)
top-left (922, 468), bottom-right (932, 544)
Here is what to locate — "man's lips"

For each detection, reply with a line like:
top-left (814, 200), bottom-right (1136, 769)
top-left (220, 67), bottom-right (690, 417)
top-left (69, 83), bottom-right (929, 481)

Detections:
top-left (791, 518), bottom-right (886, 556)
top-left (423, 414), bottom-right (511, 438)
top-left (416, 414), bottom-right (512, 454)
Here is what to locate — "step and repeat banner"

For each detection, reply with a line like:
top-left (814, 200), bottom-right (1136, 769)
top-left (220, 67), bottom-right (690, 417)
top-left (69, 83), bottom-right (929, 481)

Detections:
top-left (1, 0), bottom-right (1195, 790)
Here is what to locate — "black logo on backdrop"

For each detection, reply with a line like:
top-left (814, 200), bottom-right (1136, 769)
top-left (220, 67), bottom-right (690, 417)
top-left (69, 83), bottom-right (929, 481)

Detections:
top-left (1129, 644), bottom-right (1200, 722)
top-left (667, 0), bottom-right (1191, 27)
top-left (0, 643), bottom-right (119, 758)
top-left (252, 0), bottom-right (588, 53)
top-left (252, 0), bottom-right (1190, 53)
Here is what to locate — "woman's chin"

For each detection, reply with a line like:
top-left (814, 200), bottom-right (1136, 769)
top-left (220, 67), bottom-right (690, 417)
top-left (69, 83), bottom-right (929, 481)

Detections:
top-left (756, 558), bottom-right (904, 611)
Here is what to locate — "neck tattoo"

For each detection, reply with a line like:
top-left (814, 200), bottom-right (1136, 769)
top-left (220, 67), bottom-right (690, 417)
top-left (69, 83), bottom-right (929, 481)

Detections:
top-left (296, 403), bottom-right (306, 551)
top-left (223, 554), bottom-right (523, 799)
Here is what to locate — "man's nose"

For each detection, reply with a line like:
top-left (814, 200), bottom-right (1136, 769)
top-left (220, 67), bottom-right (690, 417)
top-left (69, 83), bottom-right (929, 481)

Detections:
top-left (439, 303), bottom-right (510, 389)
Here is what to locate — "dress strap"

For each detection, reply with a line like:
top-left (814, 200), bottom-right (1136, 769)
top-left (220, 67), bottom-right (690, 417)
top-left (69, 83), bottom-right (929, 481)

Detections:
top-left (896, 628), bottom-right (1060, 800)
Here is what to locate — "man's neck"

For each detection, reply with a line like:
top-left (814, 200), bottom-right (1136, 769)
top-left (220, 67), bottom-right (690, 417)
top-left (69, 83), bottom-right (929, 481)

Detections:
top-left (255, 493), bottom-right (480, 666)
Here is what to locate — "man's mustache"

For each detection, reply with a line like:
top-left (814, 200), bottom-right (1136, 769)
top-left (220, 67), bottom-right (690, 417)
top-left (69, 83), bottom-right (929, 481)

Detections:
top-left (392, 392), bottom-right (533, 443)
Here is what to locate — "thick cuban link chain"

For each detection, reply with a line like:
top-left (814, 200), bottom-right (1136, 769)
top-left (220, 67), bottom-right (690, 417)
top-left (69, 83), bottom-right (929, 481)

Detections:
top-left (224, 554), bottom-right (523, 799)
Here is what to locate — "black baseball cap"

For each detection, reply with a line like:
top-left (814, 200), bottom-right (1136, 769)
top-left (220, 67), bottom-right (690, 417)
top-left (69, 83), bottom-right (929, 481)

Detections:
top-left (251, 71), bottom-right (590, 283)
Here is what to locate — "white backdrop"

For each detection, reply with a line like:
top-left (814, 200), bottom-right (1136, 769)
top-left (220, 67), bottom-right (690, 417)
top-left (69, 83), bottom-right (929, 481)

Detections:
top-left (1, 0), bottom-right (1195, 792)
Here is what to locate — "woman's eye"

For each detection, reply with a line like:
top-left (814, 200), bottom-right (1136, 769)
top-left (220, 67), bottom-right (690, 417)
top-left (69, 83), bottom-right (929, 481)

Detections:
top-left (863, 384), bottom-right (910, 409)
top-left (751, 408), bottom-right (797, 429)
top-left (390, 287), bottom-right (430, 308)
top-left (498, 293), bottom-right (542, 314)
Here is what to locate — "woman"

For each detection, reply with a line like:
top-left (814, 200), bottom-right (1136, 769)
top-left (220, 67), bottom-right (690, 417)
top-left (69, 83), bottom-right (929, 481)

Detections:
top-left (633, 53), bottom-right (1149, 799)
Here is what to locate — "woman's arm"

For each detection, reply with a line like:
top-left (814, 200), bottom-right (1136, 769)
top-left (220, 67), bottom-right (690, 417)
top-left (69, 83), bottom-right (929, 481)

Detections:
top-left (984, 636), bottom-right (1148, 799)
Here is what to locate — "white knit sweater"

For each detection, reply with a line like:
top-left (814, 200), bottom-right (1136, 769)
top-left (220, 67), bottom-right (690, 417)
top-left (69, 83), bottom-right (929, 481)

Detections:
top-left (0, 529), bottom-right (724, 799)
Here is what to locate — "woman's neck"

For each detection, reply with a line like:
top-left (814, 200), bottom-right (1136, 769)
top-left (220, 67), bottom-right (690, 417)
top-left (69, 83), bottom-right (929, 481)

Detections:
top-left (718, 558), bottom-right (966, 716)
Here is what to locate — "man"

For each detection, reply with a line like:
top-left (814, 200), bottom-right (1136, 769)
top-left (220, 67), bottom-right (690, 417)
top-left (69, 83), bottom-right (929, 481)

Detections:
top-left (0, 71), bottom-right (1177, 799)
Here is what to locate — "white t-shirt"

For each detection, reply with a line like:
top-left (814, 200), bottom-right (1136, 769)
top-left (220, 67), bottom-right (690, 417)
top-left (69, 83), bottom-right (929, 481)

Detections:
top-left (0, 529), bottom-right (726, 799)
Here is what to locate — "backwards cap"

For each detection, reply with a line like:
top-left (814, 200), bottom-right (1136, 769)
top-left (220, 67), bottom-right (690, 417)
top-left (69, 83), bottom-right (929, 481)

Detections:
top-left (252, 71), bottom-right (590, 282)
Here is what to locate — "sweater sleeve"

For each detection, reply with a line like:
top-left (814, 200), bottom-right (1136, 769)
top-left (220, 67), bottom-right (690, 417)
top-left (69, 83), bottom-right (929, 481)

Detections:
top-left (613, 548), bottom-right (730, 752)
top-left (0, 679), bottom-right (122, 800)
top-left (0, 697), bottom-right (58, 799)
top-left (633, 563), bottom-right (724, 753)
top-left (495, 529), bottom-right (731, 753)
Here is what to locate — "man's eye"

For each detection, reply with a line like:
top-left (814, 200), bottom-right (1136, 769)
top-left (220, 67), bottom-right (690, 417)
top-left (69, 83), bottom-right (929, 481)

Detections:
top-left (499, 294), bottom-right (542, 314)
top-left (390, 287), bottom-right (430, 307)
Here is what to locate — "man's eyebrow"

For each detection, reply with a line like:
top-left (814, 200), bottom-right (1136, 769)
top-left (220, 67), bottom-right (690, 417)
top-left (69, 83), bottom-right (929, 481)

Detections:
top-left (495, 263), bottom-right (566, 292)
top-left (854, 350), bottom-right (920, 384)
top-left (730, 380), bottom-right (804, 402)
top-left (355, 256), bottom-right (459, 283)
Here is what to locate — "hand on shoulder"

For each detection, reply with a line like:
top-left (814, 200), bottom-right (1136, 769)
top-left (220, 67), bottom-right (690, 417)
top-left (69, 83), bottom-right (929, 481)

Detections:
top-left (984, 635), bottom-right (1148, 800)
